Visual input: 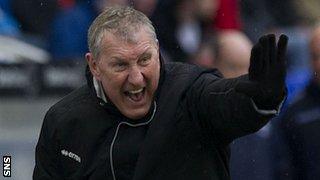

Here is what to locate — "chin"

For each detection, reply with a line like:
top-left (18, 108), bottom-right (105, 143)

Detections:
top-left (123, 107), bottom-right (149, 120)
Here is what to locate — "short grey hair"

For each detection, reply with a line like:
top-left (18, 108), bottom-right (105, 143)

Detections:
top-left (88, 6), bottom-right (157, 59)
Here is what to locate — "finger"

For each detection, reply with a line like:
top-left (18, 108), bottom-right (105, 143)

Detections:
top-left (267, 34), bottom-right (276, 66)
top-left (259, 35), bottom-right (271, 75)
top-left (277, 34), bottom-right (288, 79)
top-left (235, 81), bottom-right (261, 98)
top-left (249, 43), bottom-right (263, 81)
top-left (277, 34), bottom-right (288, 65)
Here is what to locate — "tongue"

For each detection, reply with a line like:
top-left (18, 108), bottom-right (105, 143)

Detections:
top-left (129, 92), bottom-right (143, 102)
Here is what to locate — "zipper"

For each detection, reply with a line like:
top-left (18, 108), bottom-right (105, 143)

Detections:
top-left (109, 101), bottom-right (157, 180)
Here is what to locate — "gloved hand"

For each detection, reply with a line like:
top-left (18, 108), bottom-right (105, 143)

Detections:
top-left (235, 34), bottom-right (288, 109)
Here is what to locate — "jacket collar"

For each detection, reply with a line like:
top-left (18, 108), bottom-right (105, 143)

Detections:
top-left (93, 77), bottom-right (108, 103)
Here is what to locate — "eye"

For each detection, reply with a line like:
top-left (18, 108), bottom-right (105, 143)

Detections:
top-left (113, 62), bottom-right (128, 72)
top-left (139, 56), bottom-right (151, 66)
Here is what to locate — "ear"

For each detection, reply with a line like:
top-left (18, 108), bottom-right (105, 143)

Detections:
top-left (86, 53), bottom-right (101, 81)
top-left (155, 39), bottom-right (160, 50)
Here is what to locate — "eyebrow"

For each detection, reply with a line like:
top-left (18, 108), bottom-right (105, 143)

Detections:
top-left (139, 51), bottom-right (152, 59)
top-left (109, 48), bottom-right (153, 62)
top-left (108, 57), bottom-right (127, 66)
top-left (110, 57), bottom-right (124, 62)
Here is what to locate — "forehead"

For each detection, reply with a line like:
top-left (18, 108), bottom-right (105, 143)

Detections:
top-left (100, 27), bottom-right (157, 56)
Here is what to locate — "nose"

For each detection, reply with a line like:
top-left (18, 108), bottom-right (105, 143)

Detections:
top-left (127, 66), bottom-right (144, 86)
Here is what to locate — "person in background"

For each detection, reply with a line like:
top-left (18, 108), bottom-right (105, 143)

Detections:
top-left (152, 0), bottom-right (219, 62)
top-left (0, 7), bottom-right (20, 37)
top-left (192, 30), bottom-right (251, 77)
top-left (274, 24), bottom-right (320, 180)
top-left (213, 0), bottom-right (241, 31)
top-left (48, 0), bottom-right (96, 61)
top-left (48, 0), bottom-right (129, 61)
top-left (192, 35), bottom-right (218, 69)
top-left (214, 30), bottom-right (251, 78)
top-left (209, 30), bottom-right (275, 180)
top-left (11, 0), bottom-right (58, 47)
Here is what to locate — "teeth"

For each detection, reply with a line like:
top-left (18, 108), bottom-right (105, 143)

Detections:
top-left (128, 88), bottom-right (143, 94)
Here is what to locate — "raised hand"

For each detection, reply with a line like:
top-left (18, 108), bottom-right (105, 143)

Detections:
top-left (235, 34), bottom-right (289, 109)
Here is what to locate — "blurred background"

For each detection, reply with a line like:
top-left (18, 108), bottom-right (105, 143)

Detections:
top-left (1, 0), bottom-right (320, 179)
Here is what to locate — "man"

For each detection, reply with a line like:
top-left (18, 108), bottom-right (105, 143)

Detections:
top-left (215, 30), bottom-right (252, 78)
top-left (33, 6), bottom-right (288, 180)
top-left (274, 25), bottom-right (320, 180)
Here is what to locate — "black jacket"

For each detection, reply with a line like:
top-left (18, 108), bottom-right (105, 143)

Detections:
top-left (33, 62), bottom-right (274, 180)
top-left (276, 80), bottom-right (320, 180)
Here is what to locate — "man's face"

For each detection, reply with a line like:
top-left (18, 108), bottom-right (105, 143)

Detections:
top-left (87, 28), bottom-right (160, 119)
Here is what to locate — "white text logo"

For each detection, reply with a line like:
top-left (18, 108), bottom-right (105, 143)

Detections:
top-left (61, 150), bottom-right (81, 163)
top-left (3, 156), bottom-right (11, 177)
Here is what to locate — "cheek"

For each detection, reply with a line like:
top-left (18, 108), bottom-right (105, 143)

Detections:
top-left (144, 62), bottom-right (160, 88)
top-left (100, 71), bottom-right (128, 92)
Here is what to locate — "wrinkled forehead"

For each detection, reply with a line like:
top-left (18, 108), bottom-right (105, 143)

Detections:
top-left (97, 29), bottom-right (158, 60)
top-left (101, 27), bottom-right (157, 49)
top-left (108, 24), bottom-right (155, 41)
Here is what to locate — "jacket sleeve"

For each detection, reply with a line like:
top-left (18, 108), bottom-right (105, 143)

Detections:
top-left (187, 73), bottom-right (282, 146)
top-left (33, 110), bottom-right (63, 180)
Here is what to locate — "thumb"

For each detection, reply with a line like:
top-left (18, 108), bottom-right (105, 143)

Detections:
top-left (235, 81), bottom-right (260, 98)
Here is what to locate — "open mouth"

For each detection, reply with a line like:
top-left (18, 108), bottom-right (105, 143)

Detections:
top-left (124, 88), bottom-right (146, 102)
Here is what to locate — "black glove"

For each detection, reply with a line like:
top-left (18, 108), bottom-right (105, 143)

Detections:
top-left (235, 34), bottom-right (288, 110)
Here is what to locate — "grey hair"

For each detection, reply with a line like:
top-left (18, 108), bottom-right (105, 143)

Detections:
top-left (88, 6), bottom-right (158, 59)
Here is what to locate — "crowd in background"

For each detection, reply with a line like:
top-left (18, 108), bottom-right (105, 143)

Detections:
top-left (1, 0), bottom-right (320, 179)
